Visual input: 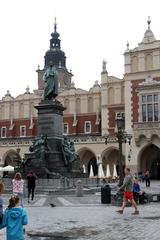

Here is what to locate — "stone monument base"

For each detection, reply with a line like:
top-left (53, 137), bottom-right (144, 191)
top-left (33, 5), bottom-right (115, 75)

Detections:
top-left (24, 99), bottom-right (85, 179)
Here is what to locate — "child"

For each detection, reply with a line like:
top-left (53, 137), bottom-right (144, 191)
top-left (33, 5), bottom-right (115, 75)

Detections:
top-left (12, 172), bottom-right (24, 207)
top-left (0, 195), bottom-right (28, 240)
top-left (0, 182), bottom-right (4, 224)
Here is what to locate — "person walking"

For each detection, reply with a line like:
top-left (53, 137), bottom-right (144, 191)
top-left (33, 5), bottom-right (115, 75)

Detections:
top-left (27, 171), bottom-right (37, 203)
top-left (12, 172), bottom-right (24, 207)
top-left (116, 167), bottom-right (139, 215)
top-left (0, 195), bottom-right (28, 240)
top-left (145, 170), bottom-right (150, 187)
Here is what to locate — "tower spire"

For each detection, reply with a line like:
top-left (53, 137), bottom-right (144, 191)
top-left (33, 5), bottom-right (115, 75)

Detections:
top-left (126, 41), bottom-right (129, 51)
top-left (141, 16), bottom-right (156, 43)
top-left (54, 17), bottom-right (57, 32)
top-left (147, 16), bottom-right (151, 29)
top-left (44, 19), bottom-right (66, 69)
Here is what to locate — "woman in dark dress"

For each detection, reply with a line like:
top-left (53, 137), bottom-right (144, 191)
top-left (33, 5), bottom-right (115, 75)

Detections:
top-left (27, 172), bottom-right (37, 203)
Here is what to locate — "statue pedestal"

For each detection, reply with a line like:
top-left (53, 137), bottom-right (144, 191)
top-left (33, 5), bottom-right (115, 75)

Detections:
top-left (35, 99), bottom-right (65, 138)
top-left (25, 99), bottom-right (84, 178)
top-left (38, 99), bottom-right (67, 176)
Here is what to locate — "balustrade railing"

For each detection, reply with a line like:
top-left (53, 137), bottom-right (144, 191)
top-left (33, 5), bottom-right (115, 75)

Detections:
top-left (0, 137), bottom-right (34, 147)
top-left (133, 122), bottom-right (160, 129)
top-left (70, 135), bottom-right (105, 143)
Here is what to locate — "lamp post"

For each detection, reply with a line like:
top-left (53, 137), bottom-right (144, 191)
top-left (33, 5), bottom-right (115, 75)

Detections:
top-left (128, 148), bottom-right (132, 162)
top-left (105, 116), bottom-right (132, 186)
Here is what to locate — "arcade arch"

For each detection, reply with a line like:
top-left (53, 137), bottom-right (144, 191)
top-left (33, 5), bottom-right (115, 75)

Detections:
top-left (77, 148), bottom-right (98, 176)
top-left (138, 144), bottom-right (160, 179)
top-left (102, 147), bottom-right (125, 177)
top-left (3, 149), bottom-right (20, 167)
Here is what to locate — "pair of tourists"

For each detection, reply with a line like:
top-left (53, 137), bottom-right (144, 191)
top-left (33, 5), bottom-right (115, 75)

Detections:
top-left (13, 171), bottom-right (37, 205)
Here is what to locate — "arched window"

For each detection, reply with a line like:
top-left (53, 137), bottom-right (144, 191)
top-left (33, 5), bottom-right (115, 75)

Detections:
top-left (19, 103), bottom-right (24, 118)
top-left (64, 99), bottom-right (69, 112)
top-left (10, 104), bottom-right (14, 118)
top-left (108, 87), bottom-right (114, 104)
top-left (88, 97), bottom-right (93, 112)
top-left (76, 98), bottom-right (81, 113)
top-left (145, 54), bottom-right (153, 70)
top-left (131, 56), bottom-right (138, 72)
top-left (1, 105), bottom-right (4, 119)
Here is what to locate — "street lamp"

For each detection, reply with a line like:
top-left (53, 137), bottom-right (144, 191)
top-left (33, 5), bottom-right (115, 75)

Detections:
top-left (105, 116), bottom-right (132, 186)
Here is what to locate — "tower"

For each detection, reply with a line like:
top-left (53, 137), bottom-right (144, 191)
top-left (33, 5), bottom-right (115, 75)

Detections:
top-left (37, 18), bottom-right (73, 92)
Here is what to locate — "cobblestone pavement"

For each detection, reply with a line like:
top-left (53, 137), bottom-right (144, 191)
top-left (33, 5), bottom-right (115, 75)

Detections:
top-left (0, 192), bottom-right (160, 240)
top-left (140, 180), bottom-right (160, 193)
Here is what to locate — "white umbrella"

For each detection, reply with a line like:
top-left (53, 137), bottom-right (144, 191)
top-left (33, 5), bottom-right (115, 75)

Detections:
top-left (98, 163), bottom-right (105, 178)
top-left (106, 164), bottom-right (111, 178)
top-left (113, 164), bottom-right (118, 178)
top-left (0, 167), bottom-right (4, 172)
top-left (3, 165), bottom-right (14, 172)
top-left (83, 164), bottom-right (86, 173)
top-left (89, 165), bottom-right (94, 178)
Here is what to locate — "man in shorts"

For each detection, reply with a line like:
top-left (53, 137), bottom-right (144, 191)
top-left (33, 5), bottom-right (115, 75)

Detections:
top-left (116, 167), bottom-right (139, 215)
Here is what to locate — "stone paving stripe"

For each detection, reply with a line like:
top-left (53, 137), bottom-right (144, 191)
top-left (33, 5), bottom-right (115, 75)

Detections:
top-left (58, 197), bottom-right (73, 206)
top-left (33, 197), bottom-right (46, 207)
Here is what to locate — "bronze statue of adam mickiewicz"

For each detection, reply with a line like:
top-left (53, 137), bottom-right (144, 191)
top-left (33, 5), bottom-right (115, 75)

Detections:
top-left (43, 64), bottom-right (58, 100)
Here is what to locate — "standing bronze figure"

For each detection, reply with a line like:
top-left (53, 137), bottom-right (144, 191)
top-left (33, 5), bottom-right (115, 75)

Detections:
top-left (43, 63), bottom-right (58, 100)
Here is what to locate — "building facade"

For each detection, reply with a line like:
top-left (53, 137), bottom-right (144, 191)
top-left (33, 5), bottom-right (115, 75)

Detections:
top-left (0, 18), bottom-right (160, 178)
top-left (124, 17), bottom-right (160, 178)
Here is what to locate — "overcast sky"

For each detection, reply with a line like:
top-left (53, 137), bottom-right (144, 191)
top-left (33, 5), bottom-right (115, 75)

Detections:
top-left (0, 0), bottom-right (159, 99)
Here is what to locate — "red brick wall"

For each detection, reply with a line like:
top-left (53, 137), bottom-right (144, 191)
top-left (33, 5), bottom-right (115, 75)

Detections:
top-left (64, 113), bottom-right (101, 135)
top-left (0, 114), bottom-right (100, 138)
top-left (108, 105), bottom-right (125, 135)
top-left (59, 71), bottom-right (65, 88)
top-left (154, 77), bottom-right (160, 81)
top-left (0, 119), bottom-right (38, 138)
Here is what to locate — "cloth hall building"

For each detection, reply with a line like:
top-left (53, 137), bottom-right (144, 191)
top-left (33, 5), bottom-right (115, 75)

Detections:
top-left (0, 18), bottom-right (160, 179)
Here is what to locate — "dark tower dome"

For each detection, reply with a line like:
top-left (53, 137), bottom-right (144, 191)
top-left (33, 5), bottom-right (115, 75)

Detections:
top-left (44, 18), bottom-right (66, 69)
top-left (37, 18), bottom-right (73, 91)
